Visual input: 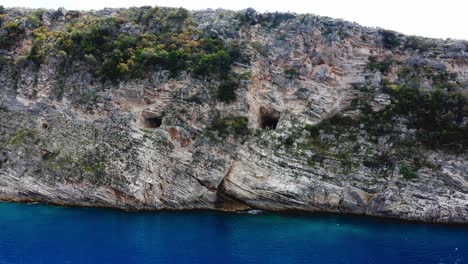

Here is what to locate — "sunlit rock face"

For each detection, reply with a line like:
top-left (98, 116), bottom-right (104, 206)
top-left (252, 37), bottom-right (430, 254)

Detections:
top-left (0, 6), bottom-right (466, 223)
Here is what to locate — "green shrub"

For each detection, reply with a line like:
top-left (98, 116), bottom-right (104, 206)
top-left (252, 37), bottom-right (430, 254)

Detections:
top-left (77, 90), bottom-right (99, 105)
top-left (28, 42), bottom-right (45, 64)
top-left (307, 124), bottom-right (320, 138)
top-left (202, 37), bottom-right (225, 53)
top-left (251, 41), bottom-right (268, 56)
top-left (66, 10), bottom-right (80, 19)
top-left (82, 163), bottom-right (106, 173)
top-left (0, 5), bottom-right (5, 15)
top-left (6, 128), bottom-right (36, 147)
top-left (367, 55), bottom-right (393, 74)
top-left (381, 67), bottom-right (466, 152)
top-left (431, 71), bottom-right (458, 87)
top-left (211, 115), bottom-right (249, 137)
top-left (0, 21), bottom-right (23, 50)
top-left (217, 75), bottom-right (239, 103)
top-left (0, 54), bottom-right (8, 67)
top-left (167, 8), bottom-right (189, 23)
top-left (284, 128), bottom-right (304, 148)
top-left (380, 30), bottom-right (400, 49)
top-left (239, 71), bottom-right (252, 80)
top-left (329, 114), bottom-right (356, 128)
top-left (226, 40), bottom-right (249, 64)
top-left (27, 11), bottom-right (43, 28)
top-left (114, 34), bottom-right (137, 50)
top-left (284, 68), bottom-right (298, 79)
top-left (194, 50), bottom-right (232, 77)
top-left (135, 47), bottom-right (165, 66)
top-left (165, 50), bottom-right (188, 75)
top-left (400, 164), bottom-right (417, 180)
top-left (405, 36), bottom-right (432, 52)
top-left (96, 49), bottom-right (125, 82)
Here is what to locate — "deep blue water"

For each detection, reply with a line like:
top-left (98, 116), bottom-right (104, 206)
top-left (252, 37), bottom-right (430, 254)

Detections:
top-left (0, 202), bottom-right (467, 264)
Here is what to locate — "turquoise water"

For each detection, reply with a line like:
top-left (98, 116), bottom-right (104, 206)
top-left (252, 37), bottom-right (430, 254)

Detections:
top-left (0, 202), bottom-right (467, 264)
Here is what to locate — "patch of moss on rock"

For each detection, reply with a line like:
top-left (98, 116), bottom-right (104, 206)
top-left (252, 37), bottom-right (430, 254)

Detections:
top-left (6, 128), bottom-right (36, 147)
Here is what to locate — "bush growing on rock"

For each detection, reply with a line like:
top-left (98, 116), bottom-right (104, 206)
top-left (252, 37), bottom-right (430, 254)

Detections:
top-left (211, 115), bottom-right (249, 137)
top-left (0, 21), bottom-right (23, 50)
top-left (226, 40), bottom-right (249, 65)
top-left (194, 50), bottom-right (232, 77)
top-left (26, 10), bottom-right (43, 28)
top-left (284, 68), bottom-right (298, 79)
top-left (378, 67), bottom-right (466, 152)
top-left (367, 56), bottom-right (393, 74)
top-left (166, 8), bottom-right (189, 23)
top-left (405, 36), bottom-right (432, 52)
top-left (380, 30), bottom-right (400, 49)
top-left (400, 164), bottom-right (417, 180)
top-left (65, 10), bottom-right (80, 19)
top-left (96, 49), bottom-right (126, 82)
top-left (251, 41), bottom-right (268, 56)
top-left (6, 128), bottom-right (36, 147)
top-left (217, 74), bottom-right (239, 103)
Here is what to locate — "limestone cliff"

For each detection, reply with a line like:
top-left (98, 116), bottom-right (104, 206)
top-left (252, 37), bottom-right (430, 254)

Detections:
top-left (0, 6), bottom-right (467, 223)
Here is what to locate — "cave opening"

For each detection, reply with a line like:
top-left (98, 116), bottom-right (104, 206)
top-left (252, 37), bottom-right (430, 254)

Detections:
top-left (142, 112), bottom-right (163, 128)
top-left (259, 107), bottom-right (280, 130)
top-left (144, 117), bottom-right (162, 128)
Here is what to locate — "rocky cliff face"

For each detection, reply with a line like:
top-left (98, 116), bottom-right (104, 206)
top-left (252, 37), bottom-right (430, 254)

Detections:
top-left (0, 6), bottom-right (467, 223)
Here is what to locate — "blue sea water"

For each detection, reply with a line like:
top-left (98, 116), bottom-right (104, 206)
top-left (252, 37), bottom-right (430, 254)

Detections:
top-left (0, 202), bottom-right (467, 264)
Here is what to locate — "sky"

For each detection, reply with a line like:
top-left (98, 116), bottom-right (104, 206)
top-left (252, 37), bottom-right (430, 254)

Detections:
top-left (2, 0), bottom-right (467, 40)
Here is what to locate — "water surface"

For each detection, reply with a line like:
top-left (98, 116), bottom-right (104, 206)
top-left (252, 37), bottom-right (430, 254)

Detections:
top-left (0, 202), bottom-right (466, 263)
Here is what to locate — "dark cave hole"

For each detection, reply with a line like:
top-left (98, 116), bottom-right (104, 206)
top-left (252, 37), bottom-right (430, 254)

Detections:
top-left (142, 112), bottom-right (163, 128)
top-left (144, 116), bottom-right (162, 128)
top-left (259, 107), bottom-right (280, 130)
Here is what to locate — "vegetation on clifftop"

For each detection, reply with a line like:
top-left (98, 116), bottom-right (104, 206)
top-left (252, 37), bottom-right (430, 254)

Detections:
top-left (0, 7), bottom-right (247, 102)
